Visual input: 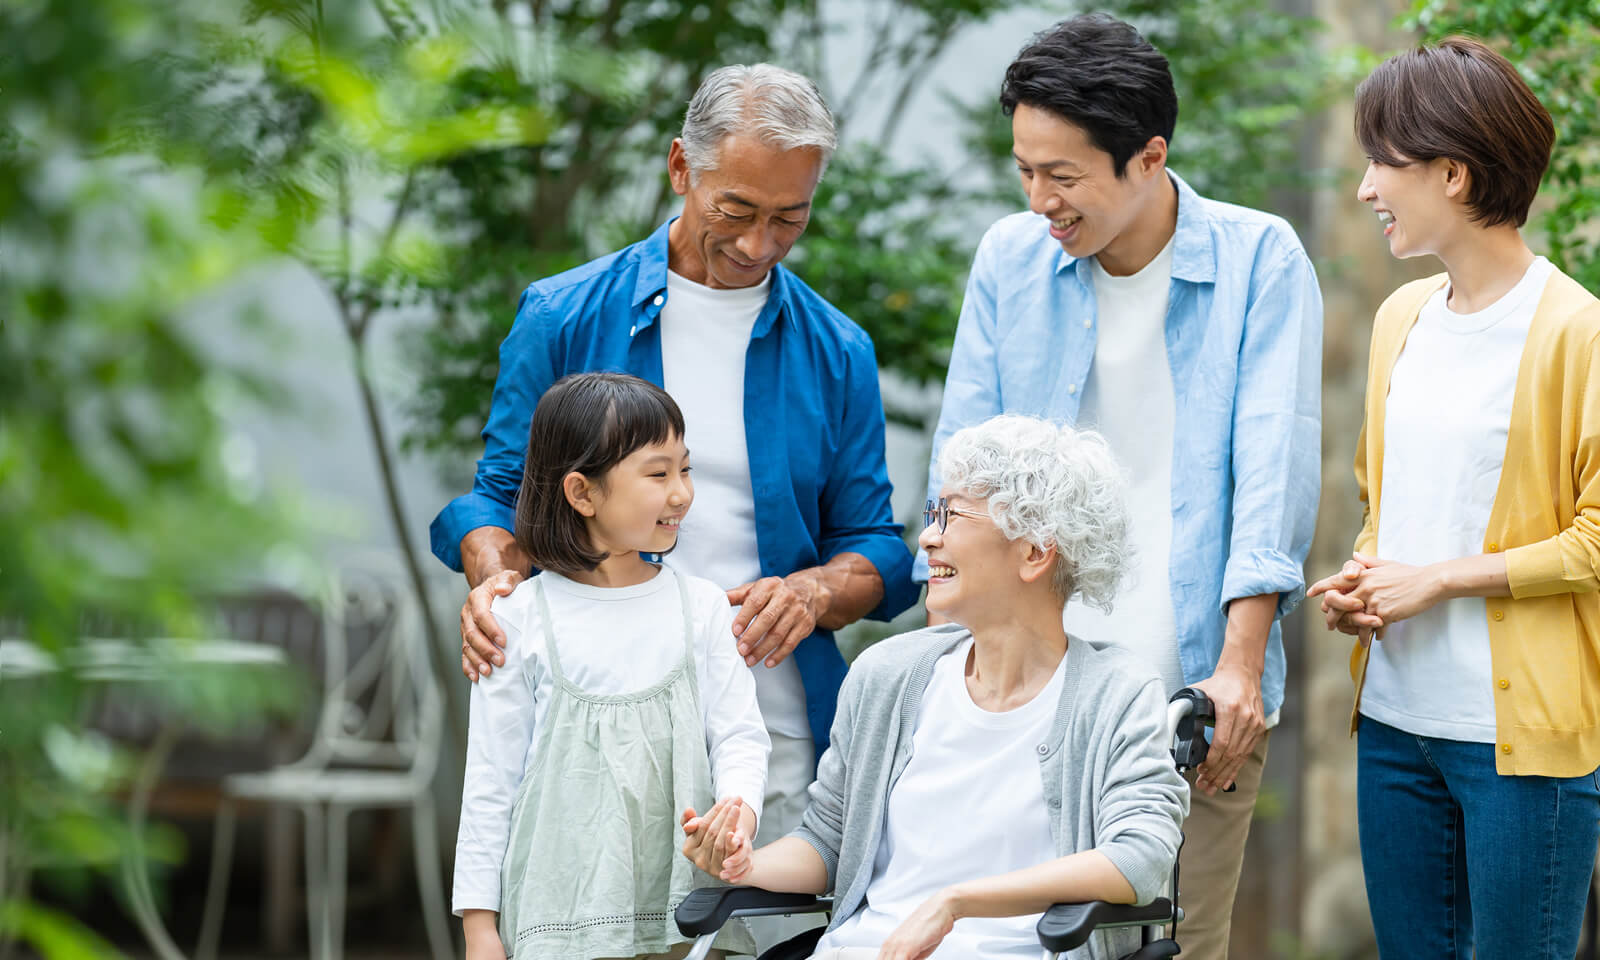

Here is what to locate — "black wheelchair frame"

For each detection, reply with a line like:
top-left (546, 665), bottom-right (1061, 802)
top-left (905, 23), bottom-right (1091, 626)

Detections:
top-left (674, 687), bottom-right (1219, 960)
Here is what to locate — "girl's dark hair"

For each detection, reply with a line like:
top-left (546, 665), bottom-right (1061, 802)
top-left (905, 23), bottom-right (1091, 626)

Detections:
top-left (514, 372), bottom-right (685, 574)
top-left (1355, 36), bottom-right (1553, 228)
top-left (999, 14), bottom-right (1178, 178)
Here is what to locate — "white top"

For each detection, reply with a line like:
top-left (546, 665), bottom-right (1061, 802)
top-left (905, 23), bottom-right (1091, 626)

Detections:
top-left (1361, 256), bottom-right (1554, 742)
top-left (1064, 237), bottom-right (1188, 702)
top-left (814, 637), bottom-right (1067, 958)
top-left (660, 268), bottom-right (811, 740)
top-left (451, 567), bottom-right (770, 914)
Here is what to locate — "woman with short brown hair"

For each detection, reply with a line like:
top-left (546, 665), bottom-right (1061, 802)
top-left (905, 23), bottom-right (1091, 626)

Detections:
top-left (1308, 36), bottom-right (1600, 959)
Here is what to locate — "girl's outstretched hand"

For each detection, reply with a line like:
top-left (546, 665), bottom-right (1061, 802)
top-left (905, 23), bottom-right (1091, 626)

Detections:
top-left (681, 798), bottom-right (757, 883)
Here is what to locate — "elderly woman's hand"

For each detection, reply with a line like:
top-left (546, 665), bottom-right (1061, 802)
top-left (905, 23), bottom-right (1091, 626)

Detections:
top-left (877, 890), bottom-right (957, 960)
top-left (681, 798), bottom-right (756, 883)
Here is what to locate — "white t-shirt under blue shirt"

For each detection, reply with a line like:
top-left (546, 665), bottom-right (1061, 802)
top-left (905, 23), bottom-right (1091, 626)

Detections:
top-left (1360, 256), bottom-right (1554, 743)
top-left (659, 268), bottom-right (811, 741)
top-left (814, 636), bottom-right (1067, 958)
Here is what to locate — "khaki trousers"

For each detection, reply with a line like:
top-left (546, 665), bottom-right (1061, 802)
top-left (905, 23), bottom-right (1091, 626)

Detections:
top-left (1174, 730), bottom-right (1271, 960)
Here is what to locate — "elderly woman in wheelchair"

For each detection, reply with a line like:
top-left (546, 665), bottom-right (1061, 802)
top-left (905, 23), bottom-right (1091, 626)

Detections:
top-left (679, 416), bottom-right (1197, 960)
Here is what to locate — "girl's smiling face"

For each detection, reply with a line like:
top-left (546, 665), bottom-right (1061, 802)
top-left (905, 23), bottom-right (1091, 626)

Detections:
top-left (573, 436), bottom-right (694, 559)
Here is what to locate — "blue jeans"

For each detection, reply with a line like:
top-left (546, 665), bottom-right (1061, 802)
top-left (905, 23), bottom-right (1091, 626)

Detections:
top-left (1357, 715), bottom-right (1600, 960)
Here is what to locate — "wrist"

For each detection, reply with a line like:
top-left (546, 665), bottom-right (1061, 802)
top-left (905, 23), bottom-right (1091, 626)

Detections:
top-left (1426, 561), bottom-right (1458, 603)
top-left (788, 567), bottom-right (832, 621)
top-left (937, 883), bottom-right (969, 922)
top-left (1213, 651), bottom-right (1264, 681)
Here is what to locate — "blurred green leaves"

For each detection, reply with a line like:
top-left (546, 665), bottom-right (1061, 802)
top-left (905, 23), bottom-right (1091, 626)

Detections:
top-left (1, 0), bottom-right (551, 953)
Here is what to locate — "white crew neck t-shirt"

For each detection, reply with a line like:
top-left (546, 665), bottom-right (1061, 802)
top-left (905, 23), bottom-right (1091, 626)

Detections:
top-left (1063, 237), bottom-right (1189, 703)
top-left (814, 636), bottom-right (1067, 958)
top-left (659, 268), bottom-right (810, 739)
top-left (1360, 256), bottom-right (1554, 743)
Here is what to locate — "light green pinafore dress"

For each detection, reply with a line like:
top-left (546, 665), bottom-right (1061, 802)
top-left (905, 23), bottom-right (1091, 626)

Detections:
top-left (497, 570), bottom-right (754, 958)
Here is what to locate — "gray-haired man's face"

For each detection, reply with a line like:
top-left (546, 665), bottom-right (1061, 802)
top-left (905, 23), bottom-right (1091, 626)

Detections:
top-left (665, 135), bottom-right (824, 289)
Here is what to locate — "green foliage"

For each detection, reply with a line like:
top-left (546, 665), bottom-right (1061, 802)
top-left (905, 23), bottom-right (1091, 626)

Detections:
top-left (0, 0), bottom-right (316, 952)
top-left (1403, 0), bottom-right (1600, 291)
top-left (1, 0), bottom-right (543, 951)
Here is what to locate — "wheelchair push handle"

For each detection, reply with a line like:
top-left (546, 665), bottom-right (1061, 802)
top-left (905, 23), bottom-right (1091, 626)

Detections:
top-left (1167, 687), bottom-right (1214, 777)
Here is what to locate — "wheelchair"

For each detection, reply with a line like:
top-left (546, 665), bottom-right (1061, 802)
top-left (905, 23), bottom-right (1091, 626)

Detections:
top-left (674, 687), bottom-right (1219, 960)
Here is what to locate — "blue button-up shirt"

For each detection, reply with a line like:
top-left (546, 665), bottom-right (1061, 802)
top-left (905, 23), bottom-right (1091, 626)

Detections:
top-left (432, 219), bottom-right (918, 755)
top-left (919, 172), bottom-right (1322, 720)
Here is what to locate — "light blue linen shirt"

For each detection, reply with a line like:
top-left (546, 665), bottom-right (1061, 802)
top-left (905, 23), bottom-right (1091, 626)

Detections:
top-left (919, 172), bottom-right (1322, 719)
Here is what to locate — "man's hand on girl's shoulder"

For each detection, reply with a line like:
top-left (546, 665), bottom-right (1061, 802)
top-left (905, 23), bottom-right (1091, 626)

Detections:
top-left (460, 569), bottom-right (523, 681)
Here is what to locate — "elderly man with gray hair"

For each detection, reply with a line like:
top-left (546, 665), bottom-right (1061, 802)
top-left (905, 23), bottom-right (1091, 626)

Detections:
top-left (437, 64), bottom-right (919, 950)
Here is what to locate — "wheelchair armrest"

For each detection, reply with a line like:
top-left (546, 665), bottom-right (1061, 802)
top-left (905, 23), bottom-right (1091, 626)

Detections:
top-left (1036, 898), bottom-right (1175, 952)
top-left (674, 887), bottom-right (830, 937)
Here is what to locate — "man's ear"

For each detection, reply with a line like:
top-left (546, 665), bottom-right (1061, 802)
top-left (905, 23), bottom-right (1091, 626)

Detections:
top-left (667, 138), bottom-right (692, 197)
top-left (1135, 135), bottom-right (1169, 180)
top-left (563, 471), bottom-right (601, 517)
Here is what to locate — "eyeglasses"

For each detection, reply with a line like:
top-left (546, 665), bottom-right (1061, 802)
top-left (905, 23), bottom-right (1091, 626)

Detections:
top-left (923, 497), bottom-right (989, 533)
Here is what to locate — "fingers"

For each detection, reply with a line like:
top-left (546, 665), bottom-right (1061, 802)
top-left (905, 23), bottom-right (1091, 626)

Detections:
top-left (721, 831), bottom-right (750, 882)
top-left (467, 589), bottom-right (508, 661)
top-left (460, 578), bottom-right (513, 680)
top-left (460, 605), bottom-right (493, 681)
top-left (730, 578), bottom-right (778, 637)
top-left (726, 583), bottom-right (752, 607)
top-left (1305, 574), bottom-right (1341, 599)
top-left (1195, 696), bottom-right (1262, 794)
top-left (745, 605), bottom-right (809, 668)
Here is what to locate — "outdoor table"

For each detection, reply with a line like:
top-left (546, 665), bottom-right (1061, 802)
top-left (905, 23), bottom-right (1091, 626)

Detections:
top-left (1, 636), bottom-right (291, 960)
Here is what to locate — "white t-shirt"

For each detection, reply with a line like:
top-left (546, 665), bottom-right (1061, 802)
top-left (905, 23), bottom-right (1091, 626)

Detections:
top-left (1360, 256), bottom-right (1554, 742)
top-left (659, 268), bottom-right (810, 739)
top-left (814, 637), bottom-right (1066, 959)
top-left (450, 567), bottom-right (770, 914)
top-left (1063, 237), bottom-right (1188, 701)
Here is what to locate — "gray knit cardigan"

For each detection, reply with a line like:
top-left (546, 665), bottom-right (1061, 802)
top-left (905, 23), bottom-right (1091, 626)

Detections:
top-left (791, 624), bottom-right (1190, 960)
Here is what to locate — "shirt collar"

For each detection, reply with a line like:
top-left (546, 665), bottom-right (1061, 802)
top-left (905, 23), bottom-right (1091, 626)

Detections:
top-left (629, 218), bottom-right (674, 310)
top-left (629, 216), bottom-right (796, 335)
top-left (1053, 169), bottom-right (1217, 284)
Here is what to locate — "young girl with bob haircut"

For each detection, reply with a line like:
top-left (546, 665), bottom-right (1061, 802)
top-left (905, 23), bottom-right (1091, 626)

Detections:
top-left (1309, 36), bottom-right (1600, 959)
top-left (451, 371), bottom-right (769, 960)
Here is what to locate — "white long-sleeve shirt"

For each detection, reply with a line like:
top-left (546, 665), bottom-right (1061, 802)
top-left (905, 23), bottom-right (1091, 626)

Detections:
top-left (451, 567), bottom-right (770, 914)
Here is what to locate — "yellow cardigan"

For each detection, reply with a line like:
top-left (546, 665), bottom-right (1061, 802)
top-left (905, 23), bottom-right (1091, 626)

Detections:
top-left (1348, 266), bottom-right (1600, 776)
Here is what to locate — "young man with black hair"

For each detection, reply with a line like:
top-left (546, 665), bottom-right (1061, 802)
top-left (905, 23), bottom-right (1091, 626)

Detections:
top-left (919, 15), bottom-right (1323, 957)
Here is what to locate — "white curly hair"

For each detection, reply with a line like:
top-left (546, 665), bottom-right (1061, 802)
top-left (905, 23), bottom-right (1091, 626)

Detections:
top-left (937, 415), bottom-right (1131, 611)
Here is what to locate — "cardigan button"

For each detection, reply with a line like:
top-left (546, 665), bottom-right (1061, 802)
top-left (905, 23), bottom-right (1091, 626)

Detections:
top-left (1498, 678), bottom-right (1510, 690)
top-left (1487, 542), bottom-right (1499, 552)
top-left (1501, 744), bottom-right (1512, 755)
top-left (1492, 610), bottom-right (1505, 621)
